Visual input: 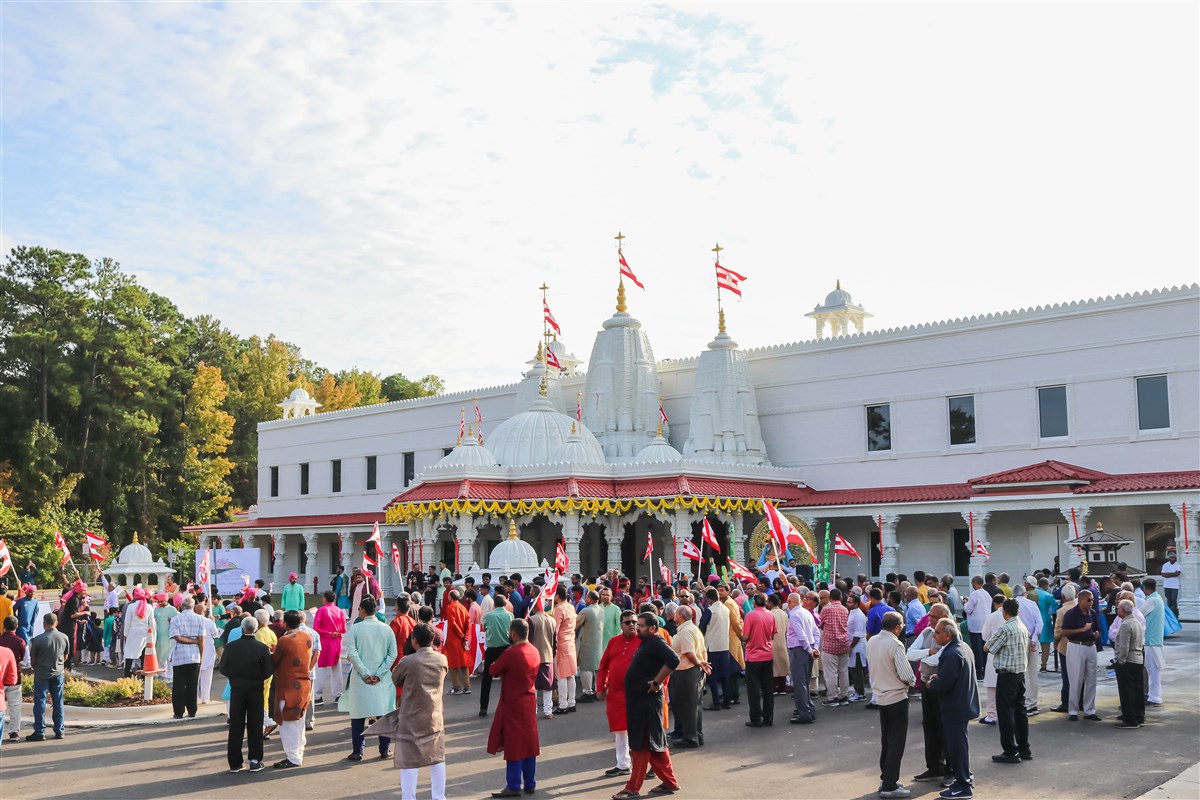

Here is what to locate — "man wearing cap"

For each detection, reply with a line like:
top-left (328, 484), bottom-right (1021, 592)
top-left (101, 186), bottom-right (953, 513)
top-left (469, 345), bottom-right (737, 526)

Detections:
top-left (1160, 551), bottom-right (1181, 617)
top-left (282, 572), bottom-right (305, 613)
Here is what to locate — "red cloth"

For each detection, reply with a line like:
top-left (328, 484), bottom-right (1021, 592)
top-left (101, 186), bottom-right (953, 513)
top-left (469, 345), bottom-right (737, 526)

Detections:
top-left (596, 633), bottom-right (640, 732)
top-left (625, 747), bottom-right (678, 794)
top-left (440, 601), bottom-right (472, 669)
top-left (486, 640), bottom-right (540, 761)
top-left (390, 613), bottom-right (416, 700)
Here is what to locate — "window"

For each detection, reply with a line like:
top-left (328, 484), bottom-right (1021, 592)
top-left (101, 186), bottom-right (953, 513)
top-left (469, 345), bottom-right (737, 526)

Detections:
top-left (366, 456), bottom-right (378, 491)
top-left (443, 447), bottom-right (454, 457)
top-left (403, 452), bottom-right (415, 487)
top-left (1136, 375), bottom-right (1170, 430)
top-left (948, 395), bottom-right (976, 445)
top-left (331, 459), bottom-right (341, 493)
top-left (866, 404), bottom-right (891, 452)
top-left (299, 463), bottom-right (309, 495)
top-left (269, 466), bottom-right (279, 497)
top-left (1038, 385), bottom-right (1069, 438)
top-left (952, 528), bottom-right (970, 576)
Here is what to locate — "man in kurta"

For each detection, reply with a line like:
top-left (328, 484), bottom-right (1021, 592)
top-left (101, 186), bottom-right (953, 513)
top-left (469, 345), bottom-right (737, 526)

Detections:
top-left (391, 623), bottom-right (449, 800)
top-left (349, 568), bottom-right (382, 620)
top-left (487, 618), bottom-right (540, 798)
top-left (552, 585), bottom-right (579, 713)
top-left (600, 588), bottom-right (623, 642)
top-left (527, 590), bottom-right (558, 719)
top-left (576, 590), bottom-right (605, 703)
top-left (440, 590), bottom-right (472, 695)
top-left (272, 610), bottom-right (317, 768)
top-left (122, 588), bottom-right (154, 677)
top-left (614, 611), bottom-right (681, 800)
top-left (597, 610), bottom-right (640, 777)
top-left (281, 573), bottom-right (306, 613)
top-left (153, 593), bottom-right (179, 681)
top-left (339, 596), bottom-right (398, 761)
top-left (720, 584), bottom-right (745, 705)
top-left (313, 591), bottom-right (346, 705)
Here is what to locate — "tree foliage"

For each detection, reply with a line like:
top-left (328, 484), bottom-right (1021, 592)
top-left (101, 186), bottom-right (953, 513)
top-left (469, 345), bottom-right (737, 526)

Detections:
top-left (0, 245), bottom-right (444, 574)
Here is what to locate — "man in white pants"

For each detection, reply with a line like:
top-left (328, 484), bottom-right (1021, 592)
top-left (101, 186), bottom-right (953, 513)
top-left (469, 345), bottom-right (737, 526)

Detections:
top-left (597, 610), bottom-right (640, 777)
top-left (1138, 578), bottom-right (1166, 706)
top-left (196, 600), bottom-right (220, 704)
top-left (390, 623), bottom-right (449, 800)
top-left (1, 616), bottom-right (23, 741)
top-left (1014, 583), bottom-right (1044, 714)
top-left (1061, 589), bottom-right (1101, 720)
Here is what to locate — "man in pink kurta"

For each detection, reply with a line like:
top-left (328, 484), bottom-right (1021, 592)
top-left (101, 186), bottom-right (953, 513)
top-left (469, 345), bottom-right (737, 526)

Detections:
top-left (313, 592), bottom-right (346, 704)
top-left (551, 585), bottom-right (578, 713)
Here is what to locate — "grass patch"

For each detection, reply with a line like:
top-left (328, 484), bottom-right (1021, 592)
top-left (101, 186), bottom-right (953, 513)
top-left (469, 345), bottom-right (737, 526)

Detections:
top-left (21, 672), bottom-right (171, 707)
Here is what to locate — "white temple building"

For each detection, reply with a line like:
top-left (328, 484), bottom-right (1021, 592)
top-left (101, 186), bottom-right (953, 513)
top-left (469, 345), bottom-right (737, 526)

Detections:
top-left (185, 273), bottom-right (1200, 619)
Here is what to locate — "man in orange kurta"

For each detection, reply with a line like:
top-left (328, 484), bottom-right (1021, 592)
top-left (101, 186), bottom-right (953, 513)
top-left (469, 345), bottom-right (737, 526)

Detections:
top-left (272, 610), bottom-right (317, 768)
top-left (441, 590), bottom-right (472, 694)
top-left (390, 595), bottom-right (417, 700)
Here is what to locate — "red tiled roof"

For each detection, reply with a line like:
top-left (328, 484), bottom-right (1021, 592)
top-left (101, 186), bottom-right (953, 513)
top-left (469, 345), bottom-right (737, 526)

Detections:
top-left (969, 460), bottom-right (1110, 486)
top-left (783, 484), bottom-right (972, 508)
top-left (182, 512), bottom-right (384, 531)
top-left (1076, 471), bottom-right (1200, 494)
top-left (389, 481), bottom-right (510, 504)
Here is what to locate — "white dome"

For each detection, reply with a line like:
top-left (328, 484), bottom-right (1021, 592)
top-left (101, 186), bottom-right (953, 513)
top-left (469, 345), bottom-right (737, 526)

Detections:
top-left (288, 387), bottom-right (313, 402)
top-left (549, 425), bottom-right (606, 466)
top-left (824, 287), bottom-right (854, 307)
top-left (488, 395), bottom-right (605, 467)
top-left (116, 540), bottom-right (155, 565)
top-left (436, 436), bottom-right (499, 468)
top-left (636, 433), bottom-right (683, 463)
top-left (488, 521), bottom-right (542, 572)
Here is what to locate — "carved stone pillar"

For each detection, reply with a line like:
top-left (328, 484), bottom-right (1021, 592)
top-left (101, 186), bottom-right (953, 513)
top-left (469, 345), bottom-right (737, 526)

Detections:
top-left (1058, 506), bottom-right (1092, 572)
top-left (272, 532), bottom-right (286, 589)
top-left (879, 513), bottom-right (902, 579)
top-left (962, 510), bottom-right (991, 578)
top-left (339, 531), bottom-right (354, 574)
top-left (303, 532), bottom-right (319, 591)
top-left (218, 533), bottom-right (233, 550)
top-left (561, 512), bottom-right (583, 576)
top-left (604, 515), bottom-right (624, 573)
top-left (670, 509), bottom-right (692, 579)
top-left (456, 512), bottom-right (478, 571)
top-left (1170, 502), bottom-right (1199, 621)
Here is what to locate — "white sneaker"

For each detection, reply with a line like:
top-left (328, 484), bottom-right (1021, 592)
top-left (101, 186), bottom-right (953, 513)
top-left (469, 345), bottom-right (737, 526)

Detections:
top-left (848, 693), bottom-right (866, 702)
top-left (880, 786), bottom-right (912, 798)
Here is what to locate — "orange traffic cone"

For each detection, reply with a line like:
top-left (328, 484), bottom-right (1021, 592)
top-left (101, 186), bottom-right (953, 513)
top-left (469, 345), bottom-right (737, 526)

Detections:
top-left (141, 639), bottom-right (161, 674)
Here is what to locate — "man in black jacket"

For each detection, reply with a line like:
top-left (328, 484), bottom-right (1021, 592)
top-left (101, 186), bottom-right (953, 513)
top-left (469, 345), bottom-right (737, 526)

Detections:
top-left (218, 616), bottom-right (274, 773)
top-left (929, 619), bottom-right (980, 799)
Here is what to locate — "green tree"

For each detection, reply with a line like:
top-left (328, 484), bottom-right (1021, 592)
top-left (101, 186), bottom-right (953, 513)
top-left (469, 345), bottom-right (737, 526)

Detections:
top-left (178, 363), bottom-right (235, 524)
top-left (381, 372), bottom-right (445, 401)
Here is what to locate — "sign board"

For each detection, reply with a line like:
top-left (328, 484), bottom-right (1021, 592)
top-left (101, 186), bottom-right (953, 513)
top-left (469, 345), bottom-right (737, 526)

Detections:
top-left (209, 548), bottom-right (262, 596)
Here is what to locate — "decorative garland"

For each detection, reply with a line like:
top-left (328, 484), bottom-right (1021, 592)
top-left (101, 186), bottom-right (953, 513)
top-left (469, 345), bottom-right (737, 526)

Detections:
top-left (385, 495), bottom-right (766, 524)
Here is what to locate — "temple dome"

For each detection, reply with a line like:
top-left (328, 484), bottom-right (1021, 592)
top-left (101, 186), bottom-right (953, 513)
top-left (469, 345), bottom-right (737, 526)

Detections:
top-left (116, 539), bottom-right (154, 565)
top-left (550, 424), bottom-right (606, 466)
top-left (436, 436), bottom-right (499, 468)
top-left (636, 433), bottom-right (683, 462)
top-left (824, 287), bottom-right (854, 307)
top-left (488, 395), bottom-right (605, 467)
top-left (488, 520), bottom-right (542, 573)
top-left (287, 387), bottom-right (313, 402)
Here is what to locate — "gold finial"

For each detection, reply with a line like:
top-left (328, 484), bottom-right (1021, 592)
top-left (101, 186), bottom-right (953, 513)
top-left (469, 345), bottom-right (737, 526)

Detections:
top-left (508, 518), bottom-right (519, 540)
top-left (616, 279), bottom-right (627, 313)
top-left (536, 341), bottom-right (544, 361)
top-left (539, 373), bottom-right (548, 396)
top-left (718, 307), bottom-right (726, 333)
top-left (1095, 522), bottom-right (1104, 531)
top-left (657, 420), bottom-right (663, 437)
top-left (467, 424), bottom-right (474, 438)
top-left (712, 242), bottom-right (723, 256)
top-left (132, 532), bottom-right (140, 545)
top-left (836, 278), bottom-right (841, 290)
top-left (570, 421), bottom-right (576, 434)
top-left (614, 231), bottom-right (626, 247)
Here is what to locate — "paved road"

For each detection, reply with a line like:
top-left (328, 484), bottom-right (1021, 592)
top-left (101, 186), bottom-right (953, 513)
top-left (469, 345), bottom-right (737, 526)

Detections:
top-left (4, 626), bottom-right (1197, 800)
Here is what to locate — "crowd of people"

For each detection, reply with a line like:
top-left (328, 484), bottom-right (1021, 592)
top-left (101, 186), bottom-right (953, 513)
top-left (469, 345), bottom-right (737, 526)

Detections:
top-left (0, 553), bottom-right (1183, 799)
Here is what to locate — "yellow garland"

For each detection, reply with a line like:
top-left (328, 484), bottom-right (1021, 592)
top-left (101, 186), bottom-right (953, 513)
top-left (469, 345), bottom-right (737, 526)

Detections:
top-left (385, 495), bottom-right (767, 524)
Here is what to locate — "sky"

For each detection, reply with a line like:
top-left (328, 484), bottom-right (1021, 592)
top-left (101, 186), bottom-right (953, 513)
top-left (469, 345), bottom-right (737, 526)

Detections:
top-left (4, 2), bottom-right (1198, 392)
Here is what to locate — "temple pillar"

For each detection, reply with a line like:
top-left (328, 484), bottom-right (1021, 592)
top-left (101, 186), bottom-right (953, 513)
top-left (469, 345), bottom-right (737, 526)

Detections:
top-left (561, 512), bottom-right (583, 576)
top-left (962, 510), bottom-right (991, 578)
top-left (339, 531), bottom-right (354, 574)
top-left (302, 532), bottom-right (318, 592)
top-left (604, 515), bottom-right (623, 574)
top-left (456, 512), bottom-right (478, 571)
top-left (218, 533), bottom-right (233, 550)
top-left (1170, 502), bottom-right (1199, 621)
top-left (272, 532), bottom-right (286, 590)
top-left (879, 513), bottom-right (901, 579)
top-left (1058, 505), bottom-right (1093, 572)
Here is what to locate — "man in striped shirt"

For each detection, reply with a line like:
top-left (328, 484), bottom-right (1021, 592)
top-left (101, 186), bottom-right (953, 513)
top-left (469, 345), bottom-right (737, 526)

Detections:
top-left (983, 599), bottom-right (1032, 764)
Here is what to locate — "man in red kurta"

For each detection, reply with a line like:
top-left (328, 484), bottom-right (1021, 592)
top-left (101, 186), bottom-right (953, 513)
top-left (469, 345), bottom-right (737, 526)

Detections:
top-left (596, 609), bottom-right (640, 777)
top-left (486, 618), bottom-right (540, 798)
top-left (390, 595), bottom-right (417, 700)
top-left (441, 590), bottom-right (472, 694)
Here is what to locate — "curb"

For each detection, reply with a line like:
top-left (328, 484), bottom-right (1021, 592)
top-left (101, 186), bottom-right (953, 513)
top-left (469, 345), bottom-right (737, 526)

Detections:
top-left (18, 701), bottom-right (225, 729)
top-left (1140, 762), bottom-right (1200, 800)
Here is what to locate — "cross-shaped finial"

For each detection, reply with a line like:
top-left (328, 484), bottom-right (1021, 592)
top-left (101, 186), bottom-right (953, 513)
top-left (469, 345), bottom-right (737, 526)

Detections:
top-left (712, 242), bottom-right (723, 255)
top-left (615, 231), bottom-right (626, 247)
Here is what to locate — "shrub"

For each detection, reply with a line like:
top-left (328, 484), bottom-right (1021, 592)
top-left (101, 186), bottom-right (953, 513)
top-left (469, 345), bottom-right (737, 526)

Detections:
top-left (22, 674), bottom-right (170, 706)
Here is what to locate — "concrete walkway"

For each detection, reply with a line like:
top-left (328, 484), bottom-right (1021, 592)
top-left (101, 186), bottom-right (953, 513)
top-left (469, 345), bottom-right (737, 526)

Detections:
top-left (1140, 762), bottom-right (1200, 799)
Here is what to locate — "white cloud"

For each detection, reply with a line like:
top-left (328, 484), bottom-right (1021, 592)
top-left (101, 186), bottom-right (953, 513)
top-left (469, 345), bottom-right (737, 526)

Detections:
top-left (3, 2), bottom-right (1196, 395)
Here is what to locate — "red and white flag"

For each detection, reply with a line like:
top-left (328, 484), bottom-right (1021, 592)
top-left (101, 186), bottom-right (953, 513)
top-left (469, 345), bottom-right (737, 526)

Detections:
top-left (762, 500), bottom-right (816, 563)
top-left (659, 404), bottom-right (669, 426)
top-left (833, 534), bottom-right (861, 559)
top-left (391, 543), bottom-right (403, 576)
top-left (555, 540), bottom-right (570, 573)
top-left (0, 538), bottom-right (12, 578)
top-left (84, 530), bottom-right (109, 562)
top-left (973, 540), bottom-right (991, 560)
top-left (459, 410), bottom-right (466, 440)
top-left (576, 393), bottom-right (582, 422)
top-left (716, 263), bottom-right (747, 297)
top-left (727, 558), bottom-right (757, 583)
top-left (701, 517), bottom-right (721, 550)
top-left (658, 558), bottom-right (671, 584)
top-left (474, 398), bottom-right (484, 444)
top-left (543, 299), bottom-right (561, 336)
top-left (544, 346), bottom-right (562, 371)
top-left (53, 529), bottom-right (71, 567)
top-left (618, 251), bottom-right (644, 289)
top-left (642, 531), bottom-right (653, 562)
top-left (681, 538), bottom-right (703, 563)
top-left (196, 548), bottom-right (211, 589)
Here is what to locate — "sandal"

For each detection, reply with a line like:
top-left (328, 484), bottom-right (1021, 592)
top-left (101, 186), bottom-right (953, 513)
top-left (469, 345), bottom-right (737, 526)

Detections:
top-left (648, 787), bottom-right (679, 795)
top-left (611, 792), bottom-right (641, 800)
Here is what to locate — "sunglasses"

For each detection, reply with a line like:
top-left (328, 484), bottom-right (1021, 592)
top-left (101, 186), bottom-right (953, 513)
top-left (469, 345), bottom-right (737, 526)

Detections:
top-left (621, 620), bottom-right (636, 625)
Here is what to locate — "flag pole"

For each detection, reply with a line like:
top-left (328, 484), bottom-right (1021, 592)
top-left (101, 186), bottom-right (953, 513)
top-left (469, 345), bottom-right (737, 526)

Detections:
top-left (713, 242), bottom-right (724, 333)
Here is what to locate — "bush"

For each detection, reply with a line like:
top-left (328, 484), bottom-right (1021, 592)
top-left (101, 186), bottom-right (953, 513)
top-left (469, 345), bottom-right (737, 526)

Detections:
top-left (22, 674), bottom-right (170, 706)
